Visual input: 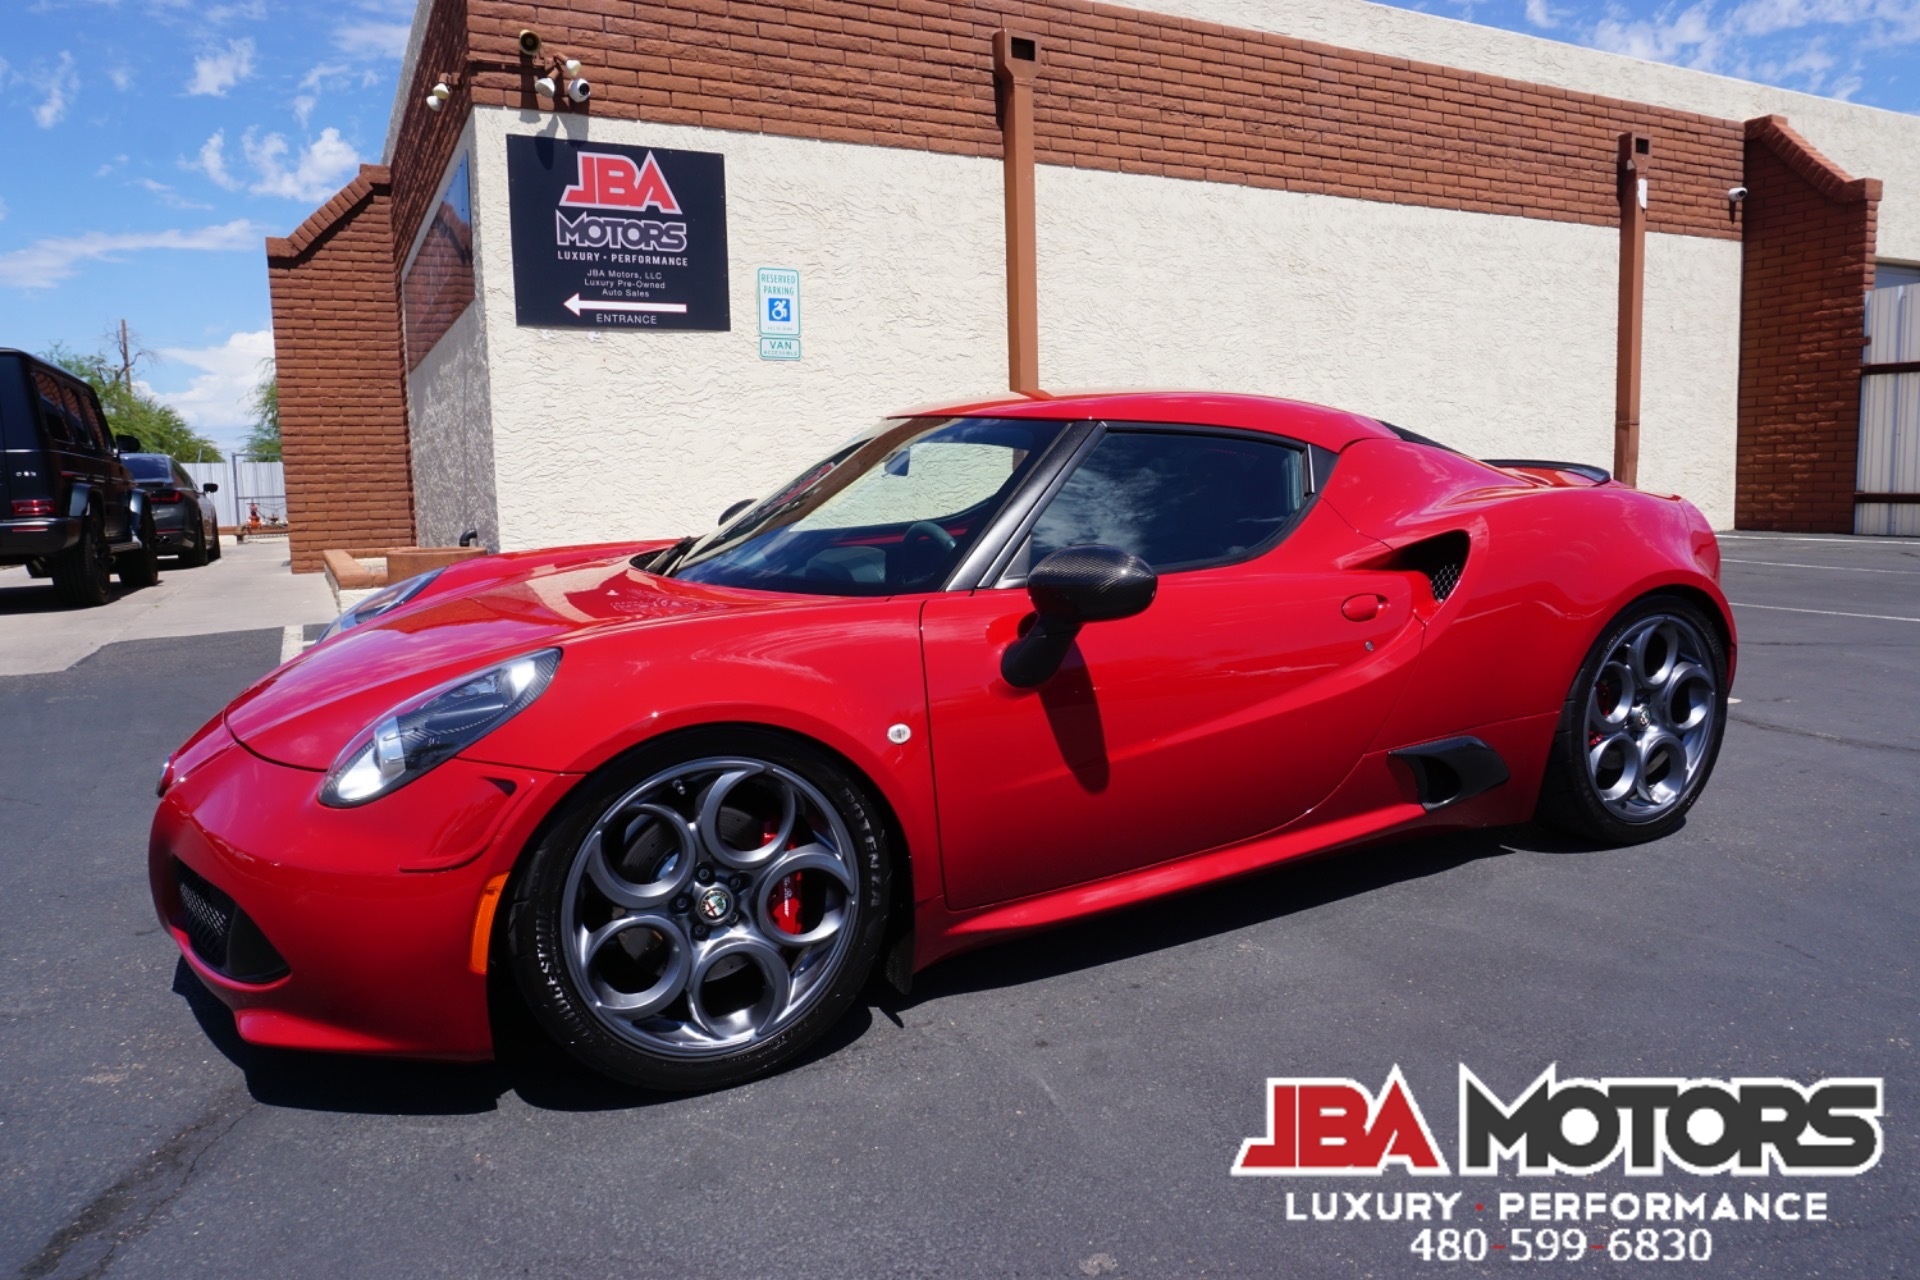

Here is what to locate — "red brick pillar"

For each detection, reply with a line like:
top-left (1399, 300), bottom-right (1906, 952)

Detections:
top-left (1736, 116), bottom-right (1880, 533)
top-left (266, 164), bottom-right (415, 572)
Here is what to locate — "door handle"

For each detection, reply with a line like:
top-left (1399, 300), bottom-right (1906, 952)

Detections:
top-left (1341, 593), bottom-right (1387, 622)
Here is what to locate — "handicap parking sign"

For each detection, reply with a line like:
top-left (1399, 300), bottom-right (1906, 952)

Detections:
top-left (756, 267), bottom-right (800, 346)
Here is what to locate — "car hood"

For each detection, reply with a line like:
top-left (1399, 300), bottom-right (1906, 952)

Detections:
top-left (225, 546), bottom-right (819, 770)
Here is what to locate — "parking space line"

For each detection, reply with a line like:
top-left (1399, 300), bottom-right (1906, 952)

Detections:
top-left (1728, 602), bottom-right (1920, 623)
top-left (1723, 558), bottom-right (1920, 574)
top-left (279, 625), bottom-right (304, 664)
top-left (1720, 533), bottom-right (1920, 547)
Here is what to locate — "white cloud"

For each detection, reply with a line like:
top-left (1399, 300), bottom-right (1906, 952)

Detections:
top-left (149, 329), bottom-right (275, 436)
top-left (187, 130), bottom-right (243, 190)
top-left (205, 0), bottom-right (266, 20)
top-left (1525, 0), bottom-right (1558, 26)
top-left (1590, 2), bottom-right (1731, 70)
top-left (333, 20), bottom-right (410, 60)
top-left (300, 63), bottom-right (353, 91)
top-left (242, 127), bottom-right (362, 201)
top-left (0, 221), bottom-right (264, 291)
top-left (108, 65), bottom-right (133, 91)
top-left (183, 126), bottom-right (363, 201)
top-left (32, 51), bottom-right (77, 128)
top-left (138, 178), bottom-right (215, 211)
top-left (187, 37), bottom-right (255, 97)
top-left (292, 94), bottom-right (316, 125)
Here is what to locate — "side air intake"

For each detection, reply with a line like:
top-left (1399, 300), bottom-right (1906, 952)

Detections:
top-left (1394, 531), bottom-right (1470, 603)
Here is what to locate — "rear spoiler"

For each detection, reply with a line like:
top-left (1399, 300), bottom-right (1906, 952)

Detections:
top-left (1483, 458), bottom-right (1612, 485)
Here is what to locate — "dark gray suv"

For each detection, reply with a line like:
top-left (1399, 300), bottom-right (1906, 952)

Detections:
top-left (0, 349), bottom-right (159, 605)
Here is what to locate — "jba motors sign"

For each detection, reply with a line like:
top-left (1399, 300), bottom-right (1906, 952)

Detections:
top-left (1233, 1066), bottom-right (1884, 1177)
top-left (506, 136), bottom-right (730, 331)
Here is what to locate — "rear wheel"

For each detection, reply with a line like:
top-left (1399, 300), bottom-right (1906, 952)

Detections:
top-left (181, 515), bottom-right (210, 567)
top-left (208, 522), bottom-right (222, 561)
top-left (49, 511), bottom-right (113, 607)
top-left (1537, 595), bottom-right (1727, 844)
top-left (507, 728), bottom-right (892, 1091)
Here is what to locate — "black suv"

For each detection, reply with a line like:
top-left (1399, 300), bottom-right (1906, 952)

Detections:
top-left (0, 349), bottom-right (159, 606)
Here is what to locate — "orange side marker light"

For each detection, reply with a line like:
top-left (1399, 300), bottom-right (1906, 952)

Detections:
top-left (470, 873), bottom-right (509, 974)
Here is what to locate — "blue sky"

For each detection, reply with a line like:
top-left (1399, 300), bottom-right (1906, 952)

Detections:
top-left (2, 0), bottom-right (1916, 456)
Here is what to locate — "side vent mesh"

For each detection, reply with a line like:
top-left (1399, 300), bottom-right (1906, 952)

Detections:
top-left (1396, 532), bottom-right (1470, 603)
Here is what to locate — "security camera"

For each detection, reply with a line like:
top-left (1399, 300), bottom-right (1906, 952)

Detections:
top-left (1728, 186), bottom-right (1749, 201)
top-left (518, 28), bottom-right (543, 57)
top-left (424, 81), bottom-right (451, 112)
top-left (533, 74), bottom-right (557, 97)
top-left (566, 77), bottom-right (592, 103)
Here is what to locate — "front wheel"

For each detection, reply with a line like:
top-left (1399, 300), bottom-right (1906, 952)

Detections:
top-left (118, 508), bottom-right (161, 588)
top-left (507, 728), bottom-right (892, 1091)
top-left (1537, 595), bottom-right (1728, 844)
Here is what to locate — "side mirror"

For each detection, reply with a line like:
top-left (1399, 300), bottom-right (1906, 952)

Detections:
top-left (202, 482), bottom-right (219, 493)
top-left (114, 434), bottom-right (143, 453)
top-left (1000, 545), bottom-right (1156, 688)
top-left (719, 498), bottom-right (754, 525)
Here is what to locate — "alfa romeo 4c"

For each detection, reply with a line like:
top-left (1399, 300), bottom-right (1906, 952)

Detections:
top-left (150, 392), bottom-right (1732, 1090)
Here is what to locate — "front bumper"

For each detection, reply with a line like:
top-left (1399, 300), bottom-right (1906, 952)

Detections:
top-left (149, 721), bottom-right (576, 1060)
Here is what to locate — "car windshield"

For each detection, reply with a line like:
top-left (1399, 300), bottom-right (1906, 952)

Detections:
top-left (669, 416), bottom-right (1069, 596)
top-left (124, 455), bottom-right (173, 481)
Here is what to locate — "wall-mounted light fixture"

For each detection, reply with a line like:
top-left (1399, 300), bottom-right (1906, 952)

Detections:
top-left (424, 81), bottom-right (452, 112)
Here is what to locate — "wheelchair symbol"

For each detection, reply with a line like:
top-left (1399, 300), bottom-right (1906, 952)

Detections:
top-left (767, 298), bottom-right (792, 323)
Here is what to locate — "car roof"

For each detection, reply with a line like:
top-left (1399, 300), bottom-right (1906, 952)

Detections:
top-left (887, 390), bottom-right (1399, 453)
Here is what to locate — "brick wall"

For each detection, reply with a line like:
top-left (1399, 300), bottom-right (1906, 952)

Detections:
top-left (1735, 116), bottom-right (1879, 533)
top-left (461, 0), bottom-right (1743, 239)
top-left (267, 165), bottom-right (417, 572)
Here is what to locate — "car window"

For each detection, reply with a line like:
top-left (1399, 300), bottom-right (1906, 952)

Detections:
top-left (124, 456), bottom-right (173, 482)
top-left (174, 463), bottom-right (194, 489)
top-left (68, 386), bottom-right (111, 454)
top-left (1024, 428), bottom-right (1306, 574)
top-left (31, 370), bottom-right (77, 449)
top-left (57, 384), bottom-right (103, 455)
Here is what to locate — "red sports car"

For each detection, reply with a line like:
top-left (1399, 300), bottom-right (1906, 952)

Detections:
top-left (150, 392), bottom-right (1732, 1090)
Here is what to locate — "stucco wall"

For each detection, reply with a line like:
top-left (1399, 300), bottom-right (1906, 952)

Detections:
top-left (1154, 0), bottom-right (1920, 263)
top-left (1036, 164), bottom-right (1740, 526)
top-left (470, 109), bottom-right (1008, 550)
top-left (407, 300), bottom-right (500, 549)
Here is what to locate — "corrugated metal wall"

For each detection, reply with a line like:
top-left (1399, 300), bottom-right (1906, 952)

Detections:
top-left (1858, 284), bottom-right (1920, 536)
top-left (181, 460), bottom-right (287, 529)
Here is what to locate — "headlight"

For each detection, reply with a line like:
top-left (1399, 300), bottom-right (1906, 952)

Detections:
top-left (320, 649), bottom-right (561, 807)
top-left (319, 568), bottom-right (445, 641)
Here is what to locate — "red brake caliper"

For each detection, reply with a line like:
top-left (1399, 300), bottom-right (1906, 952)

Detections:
top-left (763, 818), bottom-right (804, 935)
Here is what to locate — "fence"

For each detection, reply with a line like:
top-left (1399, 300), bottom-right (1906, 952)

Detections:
top-left (182, 459), bottom-right (287, 530)
top-left (1859, 283), bottom-right (1919, 537)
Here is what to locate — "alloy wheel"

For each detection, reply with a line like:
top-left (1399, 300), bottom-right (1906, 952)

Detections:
top-left (558, 756), bottom-right (863, 1058)
top-left (1583, 614), bottom-right (1719, 822)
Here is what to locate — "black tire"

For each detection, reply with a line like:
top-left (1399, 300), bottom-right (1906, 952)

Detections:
top-left (506, 726), bottom-right (893, 1091)
top-left (118, 508), bottom-right (161, 588)
top-left (1536, 593), bottom-right (1728, 845)
top-left (49, 511), bottom-right (113, 607)
top-left (181, 515), bottom-right (210, 567)
top-left (208, 522), bottom-right (222, 561)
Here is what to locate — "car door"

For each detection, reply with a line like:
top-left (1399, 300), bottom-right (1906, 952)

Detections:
top-left (921, 425), bottom-right (1425, 910)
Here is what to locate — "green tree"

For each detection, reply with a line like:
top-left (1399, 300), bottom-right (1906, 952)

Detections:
top-left (41, 342), bottom-right (224, 462)
top-left (242, 359), bottom-right (280, 460)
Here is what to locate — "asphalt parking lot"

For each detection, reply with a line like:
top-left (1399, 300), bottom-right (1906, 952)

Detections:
top-left (1, 532), bottom-right (1915, 1279)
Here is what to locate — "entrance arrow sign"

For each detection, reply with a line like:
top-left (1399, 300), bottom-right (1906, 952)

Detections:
top-left (562, 293), bottom-right (690, 316)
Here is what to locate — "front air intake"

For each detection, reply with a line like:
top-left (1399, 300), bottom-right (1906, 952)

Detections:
top-left (173, 859), bottom-right (289, 984)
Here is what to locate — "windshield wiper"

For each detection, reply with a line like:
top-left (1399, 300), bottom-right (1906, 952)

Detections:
top-left (634, 535), bottom-right (695, 575)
